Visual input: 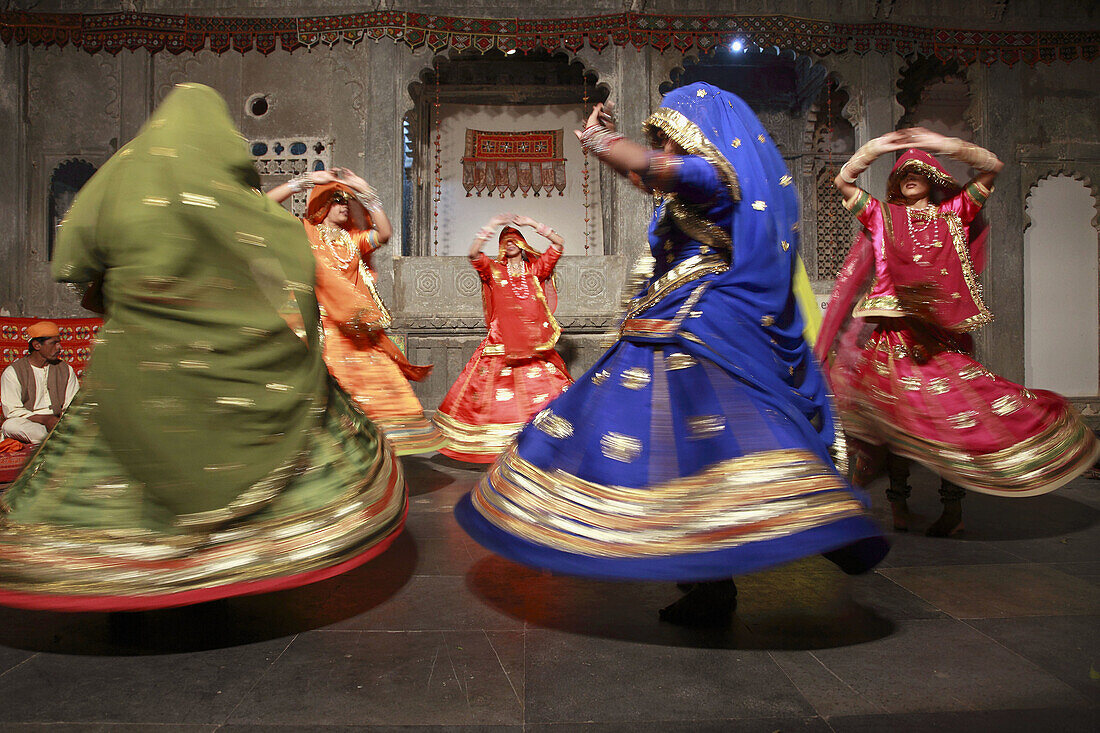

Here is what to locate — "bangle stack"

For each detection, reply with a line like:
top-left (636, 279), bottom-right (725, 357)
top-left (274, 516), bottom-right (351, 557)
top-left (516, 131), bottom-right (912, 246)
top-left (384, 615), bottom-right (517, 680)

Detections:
top-left (356, 187), bottom-right (383, 211)
top-left (943, 138), bottom-right (1000, 172)
top-left (287, 176), bottom-right (313, 194)
top-left (580, 125), bottom-right (625, 156)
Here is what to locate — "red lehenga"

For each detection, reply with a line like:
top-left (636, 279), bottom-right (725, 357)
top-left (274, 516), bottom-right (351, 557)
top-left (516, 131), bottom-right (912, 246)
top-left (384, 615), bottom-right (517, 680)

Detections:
top-left (818, 150), bottom-right (1098, 496)
top-left (434, 228), bottom-right (573, 463)
top-left (305, 183), bottom-right (446, 455)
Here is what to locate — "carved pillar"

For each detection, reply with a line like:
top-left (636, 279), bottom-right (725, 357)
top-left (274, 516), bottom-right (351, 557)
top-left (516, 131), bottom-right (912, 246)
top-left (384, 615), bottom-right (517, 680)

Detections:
top-left (980, 64), bottom-right (1026, 381)
top-left (853, 53), bottom-right (903, 201)
top-left (363, 41), bottom-right (403, 306)
top-left (119, 51), bottom-right (153, 145)
top-left (0, 45), bottom-right (27, 313)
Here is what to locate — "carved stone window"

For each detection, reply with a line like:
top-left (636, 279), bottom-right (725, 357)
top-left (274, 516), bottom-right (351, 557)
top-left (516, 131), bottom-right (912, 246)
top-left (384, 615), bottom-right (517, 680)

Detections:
top-left (252, 138), bottom-right (332, 217)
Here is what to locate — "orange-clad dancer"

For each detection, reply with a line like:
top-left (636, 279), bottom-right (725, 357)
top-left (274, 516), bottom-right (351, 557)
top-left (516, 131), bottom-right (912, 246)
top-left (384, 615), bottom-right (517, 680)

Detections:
top-left (434, 214), bottom-right (573, 463)
top-left (268, 168), bottom-right (446, 455)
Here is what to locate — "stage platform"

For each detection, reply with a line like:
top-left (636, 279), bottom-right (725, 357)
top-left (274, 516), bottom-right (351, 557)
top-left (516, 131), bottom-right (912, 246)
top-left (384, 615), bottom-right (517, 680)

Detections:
top-left (0, 457), bottom-right (1095, 731)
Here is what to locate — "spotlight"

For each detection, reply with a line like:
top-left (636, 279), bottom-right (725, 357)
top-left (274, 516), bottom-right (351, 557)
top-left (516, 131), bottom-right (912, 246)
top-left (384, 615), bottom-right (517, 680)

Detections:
top-left (729, 39), bottom-right (744, 52)
top-left (505, 49), bottom-right (517, 55)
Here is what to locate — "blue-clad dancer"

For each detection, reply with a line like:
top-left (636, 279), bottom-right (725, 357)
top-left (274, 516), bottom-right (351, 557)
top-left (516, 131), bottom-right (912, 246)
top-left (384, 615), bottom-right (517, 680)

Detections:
top-left (456, 83), bottom-right (889, 626)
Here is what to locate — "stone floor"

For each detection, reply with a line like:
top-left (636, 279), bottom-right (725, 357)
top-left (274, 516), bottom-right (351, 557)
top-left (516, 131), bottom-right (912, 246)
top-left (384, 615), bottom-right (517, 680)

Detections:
top-left (0, 455), bottom-right (1096, 732)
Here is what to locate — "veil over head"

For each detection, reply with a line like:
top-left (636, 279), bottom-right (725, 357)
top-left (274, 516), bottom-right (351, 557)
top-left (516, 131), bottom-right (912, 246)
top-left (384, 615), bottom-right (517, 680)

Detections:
top-left (306, 181), bottom-right (374, 232)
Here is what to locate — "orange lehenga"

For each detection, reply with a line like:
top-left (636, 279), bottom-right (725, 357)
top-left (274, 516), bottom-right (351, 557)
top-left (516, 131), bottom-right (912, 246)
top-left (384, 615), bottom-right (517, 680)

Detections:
top-left (304, 183), bottom-right (446, 455)
top-left (434, 227), bottom-right (573, 463)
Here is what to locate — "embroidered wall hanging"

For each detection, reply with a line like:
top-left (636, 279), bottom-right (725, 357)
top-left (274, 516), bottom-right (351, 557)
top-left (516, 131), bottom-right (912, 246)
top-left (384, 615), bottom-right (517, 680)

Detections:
top-left (462, 129), bottom-right (566, 198)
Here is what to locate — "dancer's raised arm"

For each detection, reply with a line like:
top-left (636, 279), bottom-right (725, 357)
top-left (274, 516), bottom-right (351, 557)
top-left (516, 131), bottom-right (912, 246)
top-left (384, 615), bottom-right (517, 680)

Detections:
top-left (468, 213), bottom-right (515, 259)
top-left (512, 215), bottom-right (563, 251)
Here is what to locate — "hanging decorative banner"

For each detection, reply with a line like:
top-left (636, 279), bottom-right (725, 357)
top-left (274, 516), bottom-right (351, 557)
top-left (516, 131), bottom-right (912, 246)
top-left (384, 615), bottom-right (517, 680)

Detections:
top-left (462, 129), bottom-right (566, 198)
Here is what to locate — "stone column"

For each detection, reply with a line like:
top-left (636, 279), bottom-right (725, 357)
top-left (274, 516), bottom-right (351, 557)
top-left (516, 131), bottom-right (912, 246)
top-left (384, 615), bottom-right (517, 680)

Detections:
top-left (119, 51), bottom-right (154, 145)
top-left (0, 45), bottom-right (27, 314)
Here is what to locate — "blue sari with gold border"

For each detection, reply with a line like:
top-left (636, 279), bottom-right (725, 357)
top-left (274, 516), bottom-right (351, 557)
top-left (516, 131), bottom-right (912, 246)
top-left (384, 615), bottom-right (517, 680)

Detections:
top-left (456, 83), bottom-right (888, 581)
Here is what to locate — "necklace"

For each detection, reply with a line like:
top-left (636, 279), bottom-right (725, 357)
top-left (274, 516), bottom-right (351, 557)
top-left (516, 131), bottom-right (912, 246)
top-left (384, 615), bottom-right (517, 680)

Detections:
top-left (317, 224), bottom-right (356, 268)
top-left (504, 256), bottom-right (531, 298)
top-left (906, 205), bottom-right (936, 239)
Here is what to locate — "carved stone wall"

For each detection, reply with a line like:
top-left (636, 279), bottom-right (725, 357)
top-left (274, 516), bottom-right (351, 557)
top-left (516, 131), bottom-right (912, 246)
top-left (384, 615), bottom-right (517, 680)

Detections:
top-left (1, 3), bottom-right (1098, 421)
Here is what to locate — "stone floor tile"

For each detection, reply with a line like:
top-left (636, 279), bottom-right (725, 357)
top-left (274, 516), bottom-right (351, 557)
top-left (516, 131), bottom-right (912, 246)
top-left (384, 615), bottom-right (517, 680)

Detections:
top-left (0, 645), bottom-right (34, 675)
top-left (809, 618), bottom-right (1087, 713)
top-left (829, 706), bottom-right (1098, 732)
top-left (876, 532), bottom-right (1025, 569)
top-left (768, 650), bottom-right (884, 718)
top-left (522, 628), bottom-right (815, 724)
top-left (324, 574), bottom-right (524, 631)
top-left (730, 560), bottom-right (899, 650)
top-left (527, 719), bottom-right (831, 732)
top-left (0, 636), bottom-right (293, 724)
top-left (226, 630), bottom-right (524, 727)
top-left (966, 615), bottom-right (1100, 700)
top-left (878, 563), bottom-right (1100, 619)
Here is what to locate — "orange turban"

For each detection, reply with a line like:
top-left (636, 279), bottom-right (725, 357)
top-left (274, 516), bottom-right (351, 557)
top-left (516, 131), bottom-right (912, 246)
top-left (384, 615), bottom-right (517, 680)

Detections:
top-left (27, 321), bottom-right (59, 339)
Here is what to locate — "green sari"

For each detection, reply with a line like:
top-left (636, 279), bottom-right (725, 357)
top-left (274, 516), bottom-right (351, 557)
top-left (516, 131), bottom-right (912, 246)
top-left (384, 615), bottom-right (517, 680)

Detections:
top-left (0, 84), bottom-right (406, 611)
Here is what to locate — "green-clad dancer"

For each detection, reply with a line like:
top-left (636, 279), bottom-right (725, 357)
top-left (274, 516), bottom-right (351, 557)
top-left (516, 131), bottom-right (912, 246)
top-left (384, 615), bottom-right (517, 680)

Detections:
top-left (0, 84), bottom-right (407, 611)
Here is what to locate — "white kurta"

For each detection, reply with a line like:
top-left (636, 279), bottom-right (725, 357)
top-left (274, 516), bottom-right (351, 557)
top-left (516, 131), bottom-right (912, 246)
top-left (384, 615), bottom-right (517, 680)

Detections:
top-left (0, 362), bottom-right (79, 444)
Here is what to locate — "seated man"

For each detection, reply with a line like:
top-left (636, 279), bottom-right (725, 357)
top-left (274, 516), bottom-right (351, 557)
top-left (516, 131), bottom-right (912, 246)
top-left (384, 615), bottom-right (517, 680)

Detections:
top-left (1, 322), bottom-right (79, 445)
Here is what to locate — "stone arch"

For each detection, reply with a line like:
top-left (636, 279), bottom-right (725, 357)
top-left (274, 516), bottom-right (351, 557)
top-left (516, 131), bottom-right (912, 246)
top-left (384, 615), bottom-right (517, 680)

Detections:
top-left (1022, 172), bottom-right (1099, 395)
top-left (659, 46), bottom-right (855, 280)
top-left (401, 49), bottom-right (610, 257)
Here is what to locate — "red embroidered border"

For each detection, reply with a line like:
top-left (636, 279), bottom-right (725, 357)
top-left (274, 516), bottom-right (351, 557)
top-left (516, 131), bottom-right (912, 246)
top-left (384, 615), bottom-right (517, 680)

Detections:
top-left (0, 11), bottom-right (1094, 66)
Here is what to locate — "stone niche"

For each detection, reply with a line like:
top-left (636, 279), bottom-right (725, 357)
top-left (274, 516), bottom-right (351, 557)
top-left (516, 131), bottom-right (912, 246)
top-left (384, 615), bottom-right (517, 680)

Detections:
top-left (395, 49), bottom-right (624, 407)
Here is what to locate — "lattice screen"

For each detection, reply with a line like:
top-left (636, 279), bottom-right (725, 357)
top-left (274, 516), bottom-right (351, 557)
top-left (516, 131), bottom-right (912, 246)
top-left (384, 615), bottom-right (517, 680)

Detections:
top-left (250, 137), bottom-right (333, 217)
top-left (814, 165), bottom-right (857, 279)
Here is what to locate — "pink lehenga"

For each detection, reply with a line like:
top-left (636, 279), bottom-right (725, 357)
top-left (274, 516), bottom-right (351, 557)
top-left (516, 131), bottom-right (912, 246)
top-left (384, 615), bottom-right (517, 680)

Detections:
top-left (818, 149), bottom-right (1098, 497)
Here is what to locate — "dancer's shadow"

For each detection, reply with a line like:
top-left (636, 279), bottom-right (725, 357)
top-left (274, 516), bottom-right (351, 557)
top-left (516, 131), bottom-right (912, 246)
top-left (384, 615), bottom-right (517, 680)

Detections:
top-left (0, 531), bottom-right (419, 656)
top-left (401, 454), bottom-right (470, 497)
top-left (466, 554), bottom-right (895, 650)
top-left (425, 452), bottom-right (491, 475)
top-left (865, 465), bottom-right (1100, 542)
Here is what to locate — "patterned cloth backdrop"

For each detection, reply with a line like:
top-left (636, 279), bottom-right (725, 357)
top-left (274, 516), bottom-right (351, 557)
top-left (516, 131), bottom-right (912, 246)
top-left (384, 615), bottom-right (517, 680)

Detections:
top-left (463, 129), bottom-right (566, 198)
top-left (0, 317), bottom-right (102, 378)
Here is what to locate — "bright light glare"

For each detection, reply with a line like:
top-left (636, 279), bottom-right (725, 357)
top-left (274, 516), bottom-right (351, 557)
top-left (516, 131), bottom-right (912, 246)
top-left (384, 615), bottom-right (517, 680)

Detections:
top-left (505, 49), bottom-right (517, 55)
top-left (730, 40), bottom-right (744, 52)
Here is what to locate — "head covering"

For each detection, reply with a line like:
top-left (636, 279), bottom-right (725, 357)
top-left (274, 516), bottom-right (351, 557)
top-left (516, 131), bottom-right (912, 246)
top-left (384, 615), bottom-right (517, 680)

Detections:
top-left (497, 226), bottom-right (541, 260)
top-left (817, 148), bottom-right (986, 366)
top-left (486, 222), bottom-right (558, 325)
top-left (27, 322), bottom-right (59, 339)
top-left (886, 149), bottom-right (962, 204)
top-left (51, 82), bottom-right (327, 516)
top-left (306, 181), bottom-right (373, 230)
top-left (643, 83), bottom-right (808, 344)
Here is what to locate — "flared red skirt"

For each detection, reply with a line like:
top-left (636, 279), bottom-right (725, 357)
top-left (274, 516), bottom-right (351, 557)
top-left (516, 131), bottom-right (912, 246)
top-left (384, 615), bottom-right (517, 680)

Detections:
top-left (434, 339), bottom-right (572, 463)
top-left (831, 324), bottom-right (1099, 496)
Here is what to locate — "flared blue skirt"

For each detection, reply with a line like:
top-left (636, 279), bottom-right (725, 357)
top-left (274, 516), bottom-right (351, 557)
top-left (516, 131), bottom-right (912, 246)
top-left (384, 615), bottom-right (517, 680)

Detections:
top-left (456, 331), bottom-right (889, 582)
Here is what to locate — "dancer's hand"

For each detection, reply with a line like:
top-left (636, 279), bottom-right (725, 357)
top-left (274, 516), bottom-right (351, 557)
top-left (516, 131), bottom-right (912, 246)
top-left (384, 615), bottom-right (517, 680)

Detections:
top-left (872, 130), bottom-right (910, 154)
top-left (333, 168), bottom-right (371, 193)
top-left (902, 127), bottom-right (950, 154)
top-left (488, 213), bottom-right (515, 228)
top-left (575, 102), bottom-right (614, 142)
top-left (308, 169), bottom-right (339, 186)
top-left (512, 215), bottom-right (538, 229)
